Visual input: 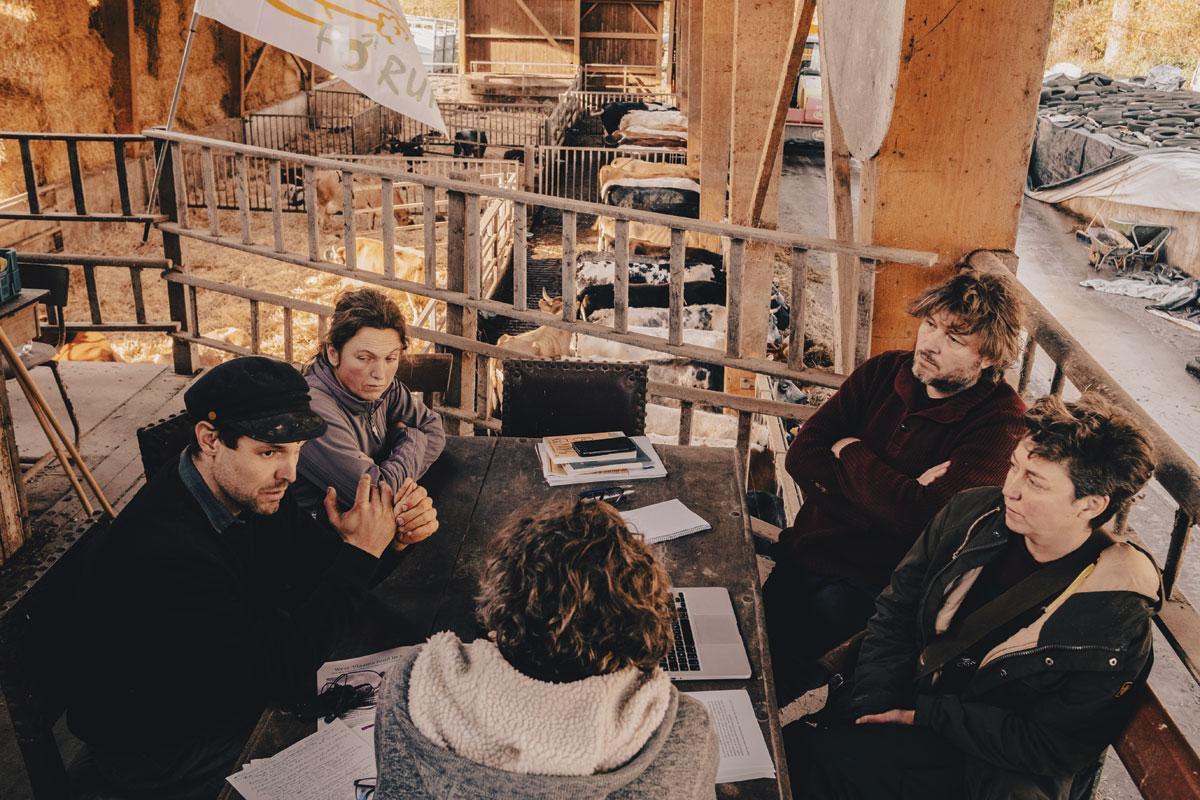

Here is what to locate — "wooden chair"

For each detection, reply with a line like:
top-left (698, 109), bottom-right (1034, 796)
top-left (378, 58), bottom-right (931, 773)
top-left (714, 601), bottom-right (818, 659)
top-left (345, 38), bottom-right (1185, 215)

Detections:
top-left (4, 263), bottom-right (80, 447)
top-left (136, 411), bottom-right (194, 480)
top-left (397, 352), bottom-right (453, 396)
top-left (0, 514), bottom-right (113, 799)
top-left (500, 359), bottom-right (647, 438)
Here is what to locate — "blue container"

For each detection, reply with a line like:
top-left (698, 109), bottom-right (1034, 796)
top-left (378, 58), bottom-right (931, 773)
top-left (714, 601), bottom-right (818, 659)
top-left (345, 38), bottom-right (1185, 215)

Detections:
top-left (0, 249), bottom-right (21, 305)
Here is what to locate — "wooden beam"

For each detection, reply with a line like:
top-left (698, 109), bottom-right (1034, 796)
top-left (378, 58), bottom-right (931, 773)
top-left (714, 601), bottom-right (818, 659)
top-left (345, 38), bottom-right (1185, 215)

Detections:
top-left (699, 0), bottom-right (733, 224)
top-left (726, 0), bottom-right (794, 389)
top-left (580, 32), bottom-right (661, 39)
top-left (243, 42), bottom-right (269, 100)
top-left (860, 0), bottom-right (1055, 355)
top-left (685, 0), bottom-right (705, 169)
top-left (631, 2), bottom-right (659, 32)
top-left (458, 0), bottom-right (468, 76)
top-left (100, 0), bottom-right (139, 133)
top-left (748, 0), bottom-right (815, 225)
top-left (221, 29), bottom-right (244, 118)
top-left (511, 0), bottom-right (568, 53)
top-left (581, 2), bottom-right (601, 23)
top-left (677, 0), bottom-right (689, 111)
top-left (822, 57), bottom-right (860, 373)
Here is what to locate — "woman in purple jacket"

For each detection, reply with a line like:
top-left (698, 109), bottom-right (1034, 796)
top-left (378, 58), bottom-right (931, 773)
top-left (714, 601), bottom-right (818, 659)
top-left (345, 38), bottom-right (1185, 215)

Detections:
top-left (294, 288), bottom-right (446, 546)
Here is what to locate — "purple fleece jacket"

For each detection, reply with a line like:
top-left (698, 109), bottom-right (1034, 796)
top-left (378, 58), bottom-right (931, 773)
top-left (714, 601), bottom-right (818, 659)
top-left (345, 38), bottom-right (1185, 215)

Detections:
top-left (293, 354), bottom-right (446, 511)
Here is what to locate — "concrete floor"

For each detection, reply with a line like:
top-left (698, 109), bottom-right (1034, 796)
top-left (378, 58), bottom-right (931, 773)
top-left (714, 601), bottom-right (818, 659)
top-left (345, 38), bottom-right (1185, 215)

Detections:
top-left (776, 153), bottom-right (1200, 798)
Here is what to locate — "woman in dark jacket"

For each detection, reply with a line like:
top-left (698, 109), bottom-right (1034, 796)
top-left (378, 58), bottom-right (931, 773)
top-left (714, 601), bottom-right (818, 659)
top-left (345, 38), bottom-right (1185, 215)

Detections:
top-left (787, 394), bottom-right (1162, 800)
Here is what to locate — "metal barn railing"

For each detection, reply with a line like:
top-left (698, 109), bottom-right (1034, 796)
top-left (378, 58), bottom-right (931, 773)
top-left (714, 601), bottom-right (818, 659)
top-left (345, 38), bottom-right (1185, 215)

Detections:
top-left (533, 145), bottom-right (687, 204)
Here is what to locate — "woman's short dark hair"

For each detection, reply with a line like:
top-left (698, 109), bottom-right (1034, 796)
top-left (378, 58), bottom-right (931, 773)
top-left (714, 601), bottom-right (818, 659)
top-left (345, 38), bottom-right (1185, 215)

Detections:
top-left (1023, 394), bottom-right (1155, 529)
top-left (908, 267), bottom-right (1024, 383)
top-left (476, 499), bottom-right (674, 683)
top-left (324, 288), bottom-right (408, 354)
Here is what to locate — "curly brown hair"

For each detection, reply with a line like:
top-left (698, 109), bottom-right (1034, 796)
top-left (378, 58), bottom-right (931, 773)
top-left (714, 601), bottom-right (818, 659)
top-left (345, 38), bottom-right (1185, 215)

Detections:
top-left (324, 287), bottom-right (409, 354)
top-left (908, 267), bottom-right (1024, 383)
top-left (1023, 394), bottom-right (1155, 529)
top-left (476, 499), bottom-right (674, 683)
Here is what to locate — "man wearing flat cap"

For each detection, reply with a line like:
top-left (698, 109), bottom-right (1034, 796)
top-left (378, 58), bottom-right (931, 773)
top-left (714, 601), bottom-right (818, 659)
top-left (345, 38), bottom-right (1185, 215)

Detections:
top-left (66, 357), bottom-right (438, 800)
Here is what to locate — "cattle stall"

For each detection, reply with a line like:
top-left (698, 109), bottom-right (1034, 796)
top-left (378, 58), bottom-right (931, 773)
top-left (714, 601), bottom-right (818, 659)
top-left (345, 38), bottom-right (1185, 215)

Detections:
top-left (532, 145), bottom-right (687, 204)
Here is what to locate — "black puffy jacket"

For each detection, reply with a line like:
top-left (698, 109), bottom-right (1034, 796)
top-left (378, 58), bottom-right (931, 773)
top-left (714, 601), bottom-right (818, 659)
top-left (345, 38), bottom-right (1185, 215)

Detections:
top-left (852, 487), bottom-right (1162, 800)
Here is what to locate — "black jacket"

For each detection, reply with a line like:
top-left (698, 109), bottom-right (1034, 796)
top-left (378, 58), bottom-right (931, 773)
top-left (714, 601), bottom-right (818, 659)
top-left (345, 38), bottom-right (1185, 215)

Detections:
top-left (67, 454), bottom-right (380, 750)
top-left (852, 487), bottom-right (1162, 800)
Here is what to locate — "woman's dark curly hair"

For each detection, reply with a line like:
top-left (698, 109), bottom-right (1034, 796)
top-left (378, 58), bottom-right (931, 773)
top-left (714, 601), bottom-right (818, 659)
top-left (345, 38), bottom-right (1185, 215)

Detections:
top-left (476, 499), bottom-right (674, 683)
top-left (1023, 394), bottom-right (1155, 529)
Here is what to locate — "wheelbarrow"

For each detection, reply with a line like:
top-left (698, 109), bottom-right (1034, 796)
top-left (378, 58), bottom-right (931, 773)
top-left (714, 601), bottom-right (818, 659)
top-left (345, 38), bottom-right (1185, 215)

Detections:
top-left (1087, 219), bottom-right (1173, 274)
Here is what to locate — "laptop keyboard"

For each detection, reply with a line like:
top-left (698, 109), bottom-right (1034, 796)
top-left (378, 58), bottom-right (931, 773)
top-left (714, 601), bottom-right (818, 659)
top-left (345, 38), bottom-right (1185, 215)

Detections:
top-left (662, 591), bottom-right (702, 673)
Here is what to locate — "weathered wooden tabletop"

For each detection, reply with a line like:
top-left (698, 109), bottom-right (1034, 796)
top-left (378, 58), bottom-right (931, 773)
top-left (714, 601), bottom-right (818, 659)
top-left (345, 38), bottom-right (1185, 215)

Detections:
top-left (217, 436), bottom-right (791, 800)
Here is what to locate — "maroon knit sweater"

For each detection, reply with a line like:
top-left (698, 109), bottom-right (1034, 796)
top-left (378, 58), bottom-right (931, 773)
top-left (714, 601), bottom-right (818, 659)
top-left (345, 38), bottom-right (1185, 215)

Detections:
top-left (778, 350), bottom-right (1026, 588)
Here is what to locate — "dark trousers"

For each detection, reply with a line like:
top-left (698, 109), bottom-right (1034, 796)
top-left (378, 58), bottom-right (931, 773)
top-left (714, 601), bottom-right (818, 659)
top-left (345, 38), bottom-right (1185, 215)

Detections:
top-left (784, 720), bottom-right (965, 799)
top-left (762, 554), bottom-right (880, 706)
top-left (86, 728), bottom-right (249, 800)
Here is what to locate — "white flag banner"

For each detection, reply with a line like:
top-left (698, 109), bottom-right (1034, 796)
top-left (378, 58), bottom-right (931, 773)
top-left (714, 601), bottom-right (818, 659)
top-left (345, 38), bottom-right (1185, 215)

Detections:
top-left (196, 0), bottom-right (447, 133)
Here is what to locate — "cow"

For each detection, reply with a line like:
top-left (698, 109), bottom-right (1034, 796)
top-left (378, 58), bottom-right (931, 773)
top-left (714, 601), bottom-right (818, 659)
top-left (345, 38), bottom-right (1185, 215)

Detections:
top-left (577, 281), bottom-right (727, 319)
top-left (574, 257), bottom-right (718, 290)
top-left (502, 149), bottom-right (525, 162)
top-left (597, 101), bottom-right (649, 137)
top-left (487, 291), bottom-right (573, 415)
top-left (324, 239), bottom-right (427, 320)
top-left (585, 304), bottom-right (728, 332)
top-left (453, 129), bottom-right (488, 159)
top-left (375, 135), bottom-right (425, 157)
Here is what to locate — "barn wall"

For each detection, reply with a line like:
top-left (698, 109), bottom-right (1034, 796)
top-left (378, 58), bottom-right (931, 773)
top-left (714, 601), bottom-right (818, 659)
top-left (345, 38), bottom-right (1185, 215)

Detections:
top-left (462, 0), bottom-right (577, 68)
top-left (580, 1), bottom-right (662, 67)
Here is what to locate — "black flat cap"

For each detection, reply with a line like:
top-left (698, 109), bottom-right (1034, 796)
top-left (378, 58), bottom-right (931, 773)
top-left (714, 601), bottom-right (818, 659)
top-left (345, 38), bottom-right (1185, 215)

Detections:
top-left (184, 357), bottom-right (328, 444)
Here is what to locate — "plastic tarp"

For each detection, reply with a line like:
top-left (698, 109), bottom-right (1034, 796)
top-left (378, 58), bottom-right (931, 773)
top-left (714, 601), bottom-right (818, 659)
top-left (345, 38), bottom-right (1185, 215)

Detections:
top-left (1026, 117), bottom-right (1200, 213)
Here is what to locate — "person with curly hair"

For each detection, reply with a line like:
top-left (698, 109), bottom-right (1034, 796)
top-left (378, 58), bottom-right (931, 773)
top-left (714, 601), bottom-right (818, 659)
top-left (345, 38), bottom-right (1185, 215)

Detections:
top-left (373, 499), bottom-right (720, 799)
top-left (785, 393), bottom-right (1162, 800)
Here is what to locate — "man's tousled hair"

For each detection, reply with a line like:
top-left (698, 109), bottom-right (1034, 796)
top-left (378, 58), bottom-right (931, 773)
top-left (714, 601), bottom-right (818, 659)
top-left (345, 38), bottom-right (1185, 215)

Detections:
top-left (1023, 393), bottom-right (1155, 529)
top-left (476, 499), bottom-right (674, 683)
top-left (909, 267), bottom-right (1023, 382)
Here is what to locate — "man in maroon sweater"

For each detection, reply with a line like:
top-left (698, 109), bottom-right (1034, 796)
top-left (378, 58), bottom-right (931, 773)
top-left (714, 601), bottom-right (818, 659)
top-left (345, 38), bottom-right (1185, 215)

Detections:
top-left (765, 267), bottom-right (1027, 705)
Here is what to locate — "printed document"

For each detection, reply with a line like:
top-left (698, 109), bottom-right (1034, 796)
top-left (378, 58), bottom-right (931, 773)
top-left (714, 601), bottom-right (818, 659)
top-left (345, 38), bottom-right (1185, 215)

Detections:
top-left (620, 499), bottom-right (710, 543)
top-left (225, 719), bottom-right (375, 800)
top-left (683, 689), bottom-right (776, 783)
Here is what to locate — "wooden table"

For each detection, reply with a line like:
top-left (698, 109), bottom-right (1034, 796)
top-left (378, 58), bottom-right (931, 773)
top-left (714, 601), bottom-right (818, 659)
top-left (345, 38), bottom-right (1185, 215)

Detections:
top-left (218, 436), bottom-right (791, 800)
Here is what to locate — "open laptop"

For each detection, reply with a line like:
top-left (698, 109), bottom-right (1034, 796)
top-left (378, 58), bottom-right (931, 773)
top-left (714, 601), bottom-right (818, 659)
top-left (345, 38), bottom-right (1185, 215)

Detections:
top-left (661, 587), bottom-right (752, 680)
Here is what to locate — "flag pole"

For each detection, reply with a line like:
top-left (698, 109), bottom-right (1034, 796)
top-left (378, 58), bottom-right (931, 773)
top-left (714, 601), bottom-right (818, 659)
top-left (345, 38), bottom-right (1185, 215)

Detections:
top-left (143, 0), bottom-right (203, 241)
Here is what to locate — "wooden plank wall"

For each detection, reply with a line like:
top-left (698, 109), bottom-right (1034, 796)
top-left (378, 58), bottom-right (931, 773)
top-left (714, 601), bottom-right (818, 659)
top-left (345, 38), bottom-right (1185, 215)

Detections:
top-left (461, 0), bottom-right (578, 67)
top-left (580, 1), bottom-right (664, 66)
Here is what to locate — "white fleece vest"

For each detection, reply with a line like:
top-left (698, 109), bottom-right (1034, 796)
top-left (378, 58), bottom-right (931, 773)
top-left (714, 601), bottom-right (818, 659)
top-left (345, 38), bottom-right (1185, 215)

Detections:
top-left (408, 632), bottom-right (672, 776)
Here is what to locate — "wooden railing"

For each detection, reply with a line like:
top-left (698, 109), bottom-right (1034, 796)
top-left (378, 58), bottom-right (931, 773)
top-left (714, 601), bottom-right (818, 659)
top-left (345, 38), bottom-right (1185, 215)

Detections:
top-left (145, 129), bottom-right (935, 449)
top-left (0, 132), bottom-right (160, 225)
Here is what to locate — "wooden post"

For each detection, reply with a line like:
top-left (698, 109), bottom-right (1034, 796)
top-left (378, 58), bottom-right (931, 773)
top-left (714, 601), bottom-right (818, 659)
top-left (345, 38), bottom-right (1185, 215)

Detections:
top-left (822, 57), bottom-right (860, 373)
top-left (677, 0), bottom-right (690, 112)
top-left (222, 29), bottom-right (245, 118)
top-left (445, 175), bottom-right (478, 436)
top-left (685, 0), bottom-right (705, 168)
top-left (724, 0), bottom-right (793, 400)
top-left (859, 0), bottom-right (1055, 355)
top-left (155, 140), bottom-right (195, 375)
top-left (0, 377), bottom-right (28, 564)
top-left (698, 0), bottom-right (733, 224)
top-left (100, 0), bottom-right (139, 133)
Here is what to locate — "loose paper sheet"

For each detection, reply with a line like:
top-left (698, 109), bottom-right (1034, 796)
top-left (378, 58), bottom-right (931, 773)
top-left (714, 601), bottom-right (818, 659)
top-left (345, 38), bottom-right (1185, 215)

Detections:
top-left (225, 719), bottom-right (376, 800)
top-left (316, 645), bottom-right (418, 749)
top-left (683, 689), bottom-right (776, 783)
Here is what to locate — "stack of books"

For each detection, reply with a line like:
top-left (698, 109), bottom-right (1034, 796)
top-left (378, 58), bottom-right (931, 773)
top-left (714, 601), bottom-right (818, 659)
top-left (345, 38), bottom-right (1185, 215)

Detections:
top-left (536, 431), bottom-right (668, 486)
